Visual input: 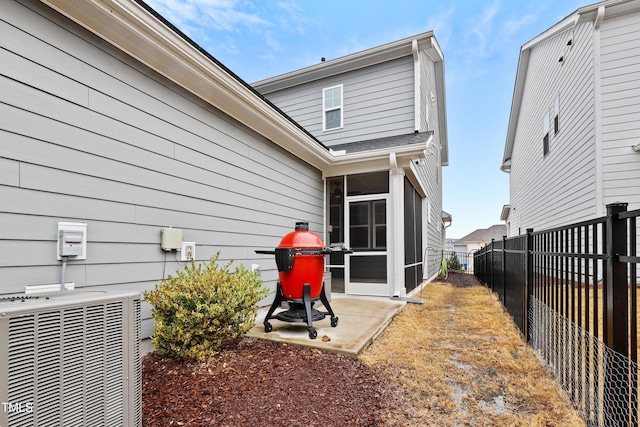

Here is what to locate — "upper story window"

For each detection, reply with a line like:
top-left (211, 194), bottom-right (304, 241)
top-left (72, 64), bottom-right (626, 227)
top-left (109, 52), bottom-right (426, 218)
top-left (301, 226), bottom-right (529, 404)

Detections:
top-left (554, 96), bottom-right (559, 135)
top-left (543, 111), bottom-right (550, 156)
top-left (323, 85), bottom-right (343, 131)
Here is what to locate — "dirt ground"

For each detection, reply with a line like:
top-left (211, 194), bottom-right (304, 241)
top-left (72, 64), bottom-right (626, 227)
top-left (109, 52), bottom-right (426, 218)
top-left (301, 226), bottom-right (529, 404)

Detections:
top-left (142, 272), bottom-right (585, 426)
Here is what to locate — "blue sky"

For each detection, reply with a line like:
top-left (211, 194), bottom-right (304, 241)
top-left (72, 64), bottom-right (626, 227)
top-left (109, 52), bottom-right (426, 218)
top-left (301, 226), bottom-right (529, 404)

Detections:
top-left (145, 0), bottom-right (587, 238)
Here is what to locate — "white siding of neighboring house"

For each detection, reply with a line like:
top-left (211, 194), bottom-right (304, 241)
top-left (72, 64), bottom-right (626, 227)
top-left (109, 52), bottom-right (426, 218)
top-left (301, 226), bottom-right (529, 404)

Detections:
top-left (1, 0), bottom-right (324, 337)
top-left (600, 10), bottom-right (640, 209)
top-left (262, 56), bottom-right (415, 147)
top-left (508, 21), bottom-right (597, 234)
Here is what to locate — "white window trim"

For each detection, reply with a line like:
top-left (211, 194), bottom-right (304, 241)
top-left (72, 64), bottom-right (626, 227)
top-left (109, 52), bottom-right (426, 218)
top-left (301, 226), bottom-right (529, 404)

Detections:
top-left (322, 84), bottom-right (343, 131)
top-left (543, 111), bottom-right (550, 156)
top-left (554, 96), bottom-right (560, 135)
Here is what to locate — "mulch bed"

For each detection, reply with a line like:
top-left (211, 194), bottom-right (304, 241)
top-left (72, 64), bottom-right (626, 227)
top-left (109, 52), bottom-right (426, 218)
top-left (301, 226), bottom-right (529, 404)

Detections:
top-left (142, 339), bottom-right (406, 426)
top-left (142, 272), bottom-right (479, 426)
top-left (444, 270), bottom-right (480, 287)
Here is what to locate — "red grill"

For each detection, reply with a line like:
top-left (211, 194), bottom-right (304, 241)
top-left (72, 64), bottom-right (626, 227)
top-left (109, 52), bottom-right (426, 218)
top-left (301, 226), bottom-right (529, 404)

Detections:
top-left (256, 222), bottom-right (350, 339)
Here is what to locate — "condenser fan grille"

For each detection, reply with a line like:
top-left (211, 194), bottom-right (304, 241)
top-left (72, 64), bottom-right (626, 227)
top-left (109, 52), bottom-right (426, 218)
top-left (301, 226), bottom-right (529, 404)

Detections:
top-left (1, 292), bottom-right (141, 427)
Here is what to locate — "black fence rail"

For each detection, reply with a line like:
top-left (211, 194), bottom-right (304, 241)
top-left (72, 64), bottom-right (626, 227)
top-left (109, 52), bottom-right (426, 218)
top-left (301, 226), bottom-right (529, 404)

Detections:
top-left (474, 203), bottom-right (640, 426)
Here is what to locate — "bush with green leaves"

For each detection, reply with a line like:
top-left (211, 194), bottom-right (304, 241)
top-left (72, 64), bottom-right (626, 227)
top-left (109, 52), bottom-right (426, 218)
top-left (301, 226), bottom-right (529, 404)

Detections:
top-left (143, 252), bottom-right (269, 361)
top-left (448, 252), bottom-right (462, 271)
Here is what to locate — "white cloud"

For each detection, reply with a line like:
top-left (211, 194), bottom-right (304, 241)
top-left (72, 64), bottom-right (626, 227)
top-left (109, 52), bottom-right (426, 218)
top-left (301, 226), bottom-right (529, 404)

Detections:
top-left (276, 1), bottom-right (307, 35)
top-left (426, 6), bottom-right (456, 49)
top-left (264, 30), bottom-right (282, 51)
top-left (466, 1), bottom-right (500, 59)
top-left (145, 0), bottom-right (270, 33)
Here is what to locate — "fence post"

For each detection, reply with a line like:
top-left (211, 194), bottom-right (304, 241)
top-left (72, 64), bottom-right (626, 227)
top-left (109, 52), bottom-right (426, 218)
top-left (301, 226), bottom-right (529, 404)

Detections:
top-left (604, 202), bottom-right (628, 426)
top-left (502, 235), bottom-right (507, 304)
top-left (526, 228), bottom-right (534, 343)
top-left (490, 238), bottom-right (495, 292)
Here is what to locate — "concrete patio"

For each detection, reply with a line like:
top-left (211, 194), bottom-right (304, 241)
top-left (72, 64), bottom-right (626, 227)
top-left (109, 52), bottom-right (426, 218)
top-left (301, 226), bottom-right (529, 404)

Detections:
top-left (246, 294), bottom-right (406, 358)
top-left (141, 294), bottom-right (408, 358)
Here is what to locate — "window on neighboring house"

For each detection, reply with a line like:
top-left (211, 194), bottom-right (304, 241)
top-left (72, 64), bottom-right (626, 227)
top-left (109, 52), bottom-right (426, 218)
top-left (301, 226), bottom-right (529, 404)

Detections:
top-left (543, 111), bottom-right (550, 156)
top-left (554, 96), bottom-right (559, 135)
top-left (323, 85), bottom-right (343, 131)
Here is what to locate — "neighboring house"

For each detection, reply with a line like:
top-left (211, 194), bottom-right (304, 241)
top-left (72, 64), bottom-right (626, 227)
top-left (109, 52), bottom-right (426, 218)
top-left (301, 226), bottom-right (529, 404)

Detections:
top-left (452, 224), bottom-right (506, 270)
top-left (454, 225), bottom-right (507, 253)
top-left (445, 238), bottom-right (456, 253)
top-left (1, 0), bottom-right (448, 336)
top-left (253, 32), bottom-right (449, 297)
top-left (501, 0), bottom-right (640, 236)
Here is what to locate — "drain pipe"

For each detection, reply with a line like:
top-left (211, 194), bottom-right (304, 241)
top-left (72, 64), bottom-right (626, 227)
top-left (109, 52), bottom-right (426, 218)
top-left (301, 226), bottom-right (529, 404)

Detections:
top-left (60, 256), bottom-right (68, 292)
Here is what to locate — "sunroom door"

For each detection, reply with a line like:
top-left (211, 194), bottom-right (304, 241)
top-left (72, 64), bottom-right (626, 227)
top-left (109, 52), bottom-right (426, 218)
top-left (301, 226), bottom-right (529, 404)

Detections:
top-left (346, 195), bottom-right (389, 296)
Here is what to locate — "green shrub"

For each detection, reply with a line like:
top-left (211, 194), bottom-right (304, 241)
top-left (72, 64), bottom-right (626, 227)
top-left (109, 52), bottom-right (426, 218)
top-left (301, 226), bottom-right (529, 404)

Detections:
top-left (448, 252), bottom-right (462, 271)
top-left (143, 252), bottom-right (269, 361)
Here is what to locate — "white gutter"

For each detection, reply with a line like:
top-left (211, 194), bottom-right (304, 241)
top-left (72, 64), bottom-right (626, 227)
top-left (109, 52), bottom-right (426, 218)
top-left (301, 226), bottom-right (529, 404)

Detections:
top-left (412, 39), bottom-right (420, 133)
top-left (593, 5), bottom-right (606, 216)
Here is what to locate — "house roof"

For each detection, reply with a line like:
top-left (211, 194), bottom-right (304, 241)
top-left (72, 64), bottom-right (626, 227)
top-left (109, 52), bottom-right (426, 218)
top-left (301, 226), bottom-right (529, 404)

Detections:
top-left (253, 31), bottom-right (441, 92)
top-left (500, 205), bottom-right (511, 221)
top-left (253, 31), bottom-right (449, 168)
top-left (40, 0), bottom-right (334, 170)
top-left (501, 0), bottom-right (640, 172)
top-left (40, 0), bottom-right (445, 175)
top-left (455, 224), bottom-right (506, 244)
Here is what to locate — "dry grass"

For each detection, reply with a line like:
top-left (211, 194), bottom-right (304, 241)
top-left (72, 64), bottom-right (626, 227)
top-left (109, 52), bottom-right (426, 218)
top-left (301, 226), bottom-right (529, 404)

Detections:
top-left (360, 282), bottom-right (586, 426)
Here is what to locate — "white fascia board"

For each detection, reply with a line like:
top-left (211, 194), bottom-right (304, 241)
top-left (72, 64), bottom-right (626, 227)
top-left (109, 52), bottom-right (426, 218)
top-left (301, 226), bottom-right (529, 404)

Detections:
top-left (41, 0), bottom-right (332, 170)
top-left (500, 205), bottom-right (511, 221)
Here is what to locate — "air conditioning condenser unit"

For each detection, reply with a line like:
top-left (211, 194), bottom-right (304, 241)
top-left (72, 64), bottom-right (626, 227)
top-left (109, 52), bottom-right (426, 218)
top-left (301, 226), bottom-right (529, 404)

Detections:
top-left (0, 290), bottom-right (141, 427)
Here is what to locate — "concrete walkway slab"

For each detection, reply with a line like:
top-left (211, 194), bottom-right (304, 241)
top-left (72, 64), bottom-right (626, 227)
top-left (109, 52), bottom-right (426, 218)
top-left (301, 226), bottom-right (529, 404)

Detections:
top-left (246, 294), bottom-right (406, 358)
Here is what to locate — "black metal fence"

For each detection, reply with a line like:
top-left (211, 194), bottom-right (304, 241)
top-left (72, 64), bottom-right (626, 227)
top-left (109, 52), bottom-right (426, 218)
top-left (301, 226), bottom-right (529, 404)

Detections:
top-left (474, 203), bottom-right (640, 426)
top-left (442, 250), bottom-right (475, 273)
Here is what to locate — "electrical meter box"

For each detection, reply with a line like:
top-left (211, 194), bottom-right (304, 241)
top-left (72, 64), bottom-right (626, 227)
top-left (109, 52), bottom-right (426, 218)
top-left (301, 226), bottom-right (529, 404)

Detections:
top-left (57, 222), bottom-right (87, 260)
top-left (59, 230), bottom-right (84, 257)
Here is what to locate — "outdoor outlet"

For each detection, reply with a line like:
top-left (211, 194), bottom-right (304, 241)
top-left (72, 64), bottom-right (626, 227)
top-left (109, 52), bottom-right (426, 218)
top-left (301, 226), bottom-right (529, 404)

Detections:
top-left (180, 242), bottom-right (195, 261)
top-left (251, 264), bottom-right (261, 277)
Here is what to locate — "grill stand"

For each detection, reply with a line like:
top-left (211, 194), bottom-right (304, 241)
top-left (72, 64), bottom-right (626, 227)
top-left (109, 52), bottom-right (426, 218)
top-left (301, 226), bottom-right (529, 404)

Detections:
top-left (263, 282), bottom-right (338, 339)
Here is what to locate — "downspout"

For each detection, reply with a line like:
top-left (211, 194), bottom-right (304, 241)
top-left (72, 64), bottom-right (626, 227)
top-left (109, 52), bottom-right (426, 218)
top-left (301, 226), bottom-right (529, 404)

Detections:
top-left (593, 5), bottom-right (605, 216)
top-left (412, 39), bottom-right (421, 133)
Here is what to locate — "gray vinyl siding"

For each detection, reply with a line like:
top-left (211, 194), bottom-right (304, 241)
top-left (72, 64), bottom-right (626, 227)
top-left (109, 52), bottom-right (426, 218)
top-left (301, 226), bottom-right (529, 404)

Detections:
top-left (419, 52), bottom-right (438, 134)
top-left (412, 149), bottom-right (443, 280)
top-left (1, 0), bottom-right (323, 337)
top-left (262, 56), bottom-right (415, 146)
top-left (417, 52), bottom-right (443, 278)
top-left (600, 10), bottom-right (640, 209)
top-left (508, 21), bottom-right (597, 235)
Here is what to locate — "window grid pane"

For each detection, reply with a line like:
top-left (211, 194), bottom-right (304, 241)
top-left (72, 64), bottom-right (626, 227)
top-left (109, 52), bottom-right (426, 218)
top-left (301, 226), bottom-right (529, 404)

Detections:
top-left (324, 86), bottom-right (342, 130)
top-left (326, 109), bottom-right (341, 129)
